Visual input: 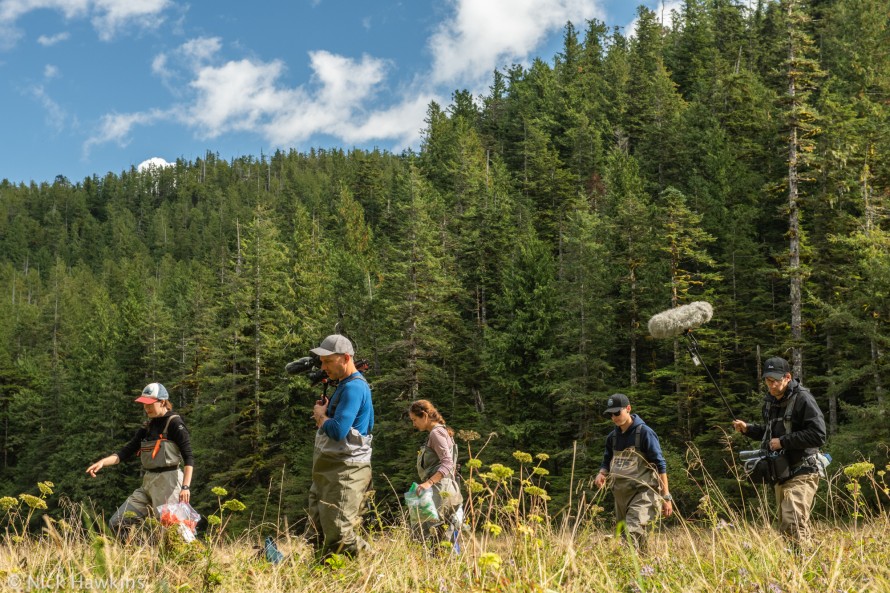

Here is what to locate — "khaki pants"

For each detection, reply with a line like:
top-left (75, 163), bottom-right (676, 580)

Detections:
top-left (774, 472), bottom-right (819, 549)
top-left (307, 456), bottom-right (372, 557)
top-left (109, 469), bottom-right (182, 531)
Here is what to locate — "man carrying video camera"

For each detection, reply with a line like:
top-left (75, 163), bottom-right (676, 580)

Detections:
top-left (732, 357), bottom-right (826, 551)
top-left (306, 334), bottom-right (374, 559)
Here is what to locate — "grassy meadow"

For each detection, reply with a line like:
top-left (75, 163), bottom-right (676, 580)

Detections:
top-left (2, 457), bottom-right (889, 593)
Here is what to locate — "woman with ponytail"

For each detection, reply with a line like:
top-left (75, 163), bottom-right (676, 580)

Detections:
top-left (408, 400), bottom-right (464, 545)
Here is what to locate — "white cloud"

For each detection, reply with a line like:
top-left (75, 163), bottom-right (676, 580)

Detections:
top-left (85, 0), bottom-right (608, 155)
top-left (0, 0), bottom-right (170, 45)
top-left (187, 58), bottom-right (296, 138)
top-left (37, 31), bottom-right (70, 46)
top-left (626, 1), bottom-right (683, 37)
top-left (429, 0), bottom-right (604, 85)
top-left (0, 0), bottom-right (90, 23)
top-left (152, 36), bottom-right (222, 92)
top-left (91, 0), bottom-right (171, 41)
top-left (83, 107), bottom-right (171, 156)
top-left (339, 93), bottom-right (435, 147)
top-left (137, 156), bottom-right (172, 171)
top-left (44, 63), bottom-right (59, 78)
top-left (29, 85), bottom-right (66, 132)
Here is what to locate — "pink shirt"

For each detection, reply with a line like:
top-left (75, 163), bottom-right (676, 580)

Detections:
top-left (427, 425), bottom-right (455, 478)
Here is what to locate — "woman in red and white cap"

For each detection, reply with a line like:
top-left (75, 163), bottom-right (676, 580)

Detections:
top-left (86, 383), bottom-right (194, 535)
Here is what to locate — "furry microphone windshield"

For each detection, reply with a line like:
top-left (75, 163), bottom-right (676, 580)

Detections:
top-left (647, 301), bottom-right (714, 339)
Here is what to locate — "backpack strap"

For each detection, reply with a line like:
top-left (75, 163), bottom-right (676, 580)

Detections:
top-left (783, 389), bottom-right (799, 437)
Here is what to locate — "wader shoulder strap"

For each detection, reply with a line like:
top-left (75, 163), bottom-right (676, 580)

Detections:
top-left (609, 425), bottom-right (643, 453)
top-left (161, 414), bottom-right (180, 437)
top-left (327, 374), bottom-right (368, 417)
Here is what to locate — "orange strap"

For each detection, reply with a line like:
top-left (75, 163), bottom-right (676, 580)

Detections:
top-left (141, 414), bottom-right (180, 459)
top-left (151, 436), bottom-right (165, 459)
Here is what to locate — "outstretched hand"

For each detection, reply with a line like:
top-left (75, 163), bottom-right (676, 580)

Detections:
top-left (86, 460), bottom-right (104, 477)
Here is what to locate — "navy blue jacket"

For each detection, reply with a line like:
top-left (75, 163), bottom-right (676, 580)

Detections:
top-left (599, 414), bottom-right (667, 474)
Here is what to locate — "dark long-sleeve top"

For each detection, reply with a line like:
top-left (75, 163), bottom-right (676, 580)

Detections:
top-left (599, 414), bottom-right (668, 474)
top-left (116, 411), bottom-right (194, 466)
top-left (743, 379), bottom-right (826, 467)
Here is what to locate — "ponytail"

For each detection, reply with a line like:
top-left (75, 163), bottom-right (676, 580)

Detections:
top-left (408, 399), bottom-right (454, 437)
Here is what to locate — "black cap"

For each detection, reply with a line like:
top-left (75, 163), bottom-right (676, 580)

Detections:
top-left (603, 393), bottom-right (630, 417)
top-left (762, 357), bottom-right (791, 380)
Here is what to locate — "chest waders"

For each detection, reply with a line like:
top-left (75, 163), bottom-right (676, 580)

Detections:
top-left (607, 425), bottom-right (661, 551)
top-left (308, 374), bottom-right (373, 558)
top-left (414, 426), bottom-right (464, 547)
top-left (109, 415), bottom-right (184, 534)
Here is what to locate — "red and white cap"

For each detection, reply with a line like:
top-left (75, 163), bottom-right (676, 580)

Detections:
top-left (135, 382), bottom-right (169, 404)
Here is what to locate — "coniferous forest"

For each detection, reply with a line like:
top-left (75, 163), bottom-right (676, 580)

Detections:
top-left (1, 0), bottom-right (888, 529)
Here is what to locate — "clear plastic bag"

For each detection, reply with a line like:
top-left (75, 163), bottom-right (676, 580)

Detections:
top-left (156, 502), bottom-right (201, 542)
top-left (404, 482), bottom-right (439, 523)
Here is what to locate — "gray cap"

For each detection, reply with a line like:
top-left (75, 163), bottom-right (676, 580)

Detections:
top-left (310, 334), bottom-right (354, 357)
top-left (135, 382), bottom-right (169, 403)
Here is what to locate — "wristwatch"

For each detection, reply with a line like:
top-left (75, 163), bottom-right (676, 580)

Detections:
top-left (181, 485), bottom-right (190, 490)
top-left (662, 493), bottom-right (672, 501)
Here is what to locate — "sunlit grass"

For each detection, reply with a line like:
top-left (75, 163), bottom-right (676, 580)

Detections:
top-left (2, 452), bottom-right (890, 592)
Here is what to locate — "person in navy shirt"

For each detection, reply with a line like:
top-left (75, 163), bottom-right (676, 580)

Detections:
top-left (307, 334), bottom-right (373, 559)
top-left (594, 393), bottom-right (673, 552)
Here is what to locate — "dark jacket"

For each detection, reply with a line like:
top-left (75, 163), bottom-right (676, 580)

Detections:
top-left (116, 411), bottom-right (194, 466)
top-left (745, 380), bottom-right (826, 470)
top-left (599, 414), bottom-right (668, 474)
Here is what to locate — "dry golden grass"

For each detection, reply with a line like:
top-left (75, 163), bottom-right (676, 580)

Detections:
top-left (1, 507), bottom-right (889, 593)
top-left (3, 457), bottom-right (889, 591)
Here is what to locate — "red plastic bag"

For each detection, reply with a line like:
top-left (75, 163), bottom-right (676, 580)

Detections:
top-left (156, 502), bottom-right (200, 534)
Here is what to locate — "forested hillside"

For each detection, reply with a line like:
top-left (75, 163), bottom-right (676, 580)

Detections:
top-left (1, 0), bottom-right (887, 526)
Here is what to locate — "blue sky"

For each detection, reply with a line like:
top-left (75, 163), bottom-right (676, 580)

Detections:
top-left (0, 0), bottom-right (680, 185)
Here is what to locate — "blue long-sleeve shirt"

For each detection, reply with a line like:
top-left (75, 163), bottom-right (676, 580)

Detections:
top-left (599, 414), bottom-right (668, 474)
top-left (321, 373), bottom-right (374, 440)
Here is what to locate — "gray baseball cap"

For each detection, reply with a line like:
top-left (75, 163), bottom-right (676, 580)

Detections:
top-left (310, 334), bottom-right (355, 357)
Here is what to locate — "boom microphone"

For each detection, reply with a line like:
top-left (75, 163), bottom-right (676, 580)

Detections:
top-left (647, 300), bottom-right (735, 418)
top-left (647, 301), bottom-right (713, 339)
top-left (285, 356), bottom-right (316, 374)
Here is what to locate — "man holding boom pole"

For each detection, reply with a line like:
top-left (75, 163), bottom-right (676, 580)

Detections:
top-left (732, 357), bottom-right (826, 552)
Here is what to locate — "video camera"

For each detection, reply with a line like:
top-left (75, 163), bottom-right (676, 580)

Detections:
top-left (285, 354), bottom-right (371, 391)
top-left (739, 449), bottom-right (790, 484)
top-left (285, 355), bottom-right (329, 386)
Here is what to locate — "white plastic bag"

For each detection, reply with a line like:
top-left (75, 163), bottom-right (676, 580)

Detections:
top-left (404, 482), bottom-right (439, 524)
top-left (156, 502), bottom-right (201, 542)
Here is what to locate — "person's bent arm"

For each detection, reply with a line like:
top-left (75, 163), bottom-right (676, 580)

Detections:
top-left (86, 454), bottom-right (119, 477)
